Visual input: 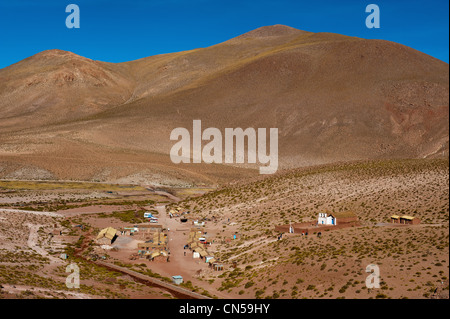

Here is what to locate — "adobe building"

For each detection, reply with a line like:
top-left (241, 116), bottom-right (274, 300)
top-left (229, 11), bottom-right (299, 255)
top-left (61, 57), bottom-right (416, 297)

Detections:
top-left (391, 215), bottom-right (400, 223)
top-left (391, 215), bottom-right (420, 225)
top-left (330, 211), bottom-right (358, 224)
top-left (96, 227), bottom-right (118, 245)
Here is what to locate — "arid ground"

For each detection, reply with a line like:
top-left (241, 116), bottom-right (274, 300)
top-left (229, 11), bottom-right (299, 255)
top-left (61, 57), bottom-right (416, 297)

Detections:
top-left (0, 159), bottom-right (448, 299)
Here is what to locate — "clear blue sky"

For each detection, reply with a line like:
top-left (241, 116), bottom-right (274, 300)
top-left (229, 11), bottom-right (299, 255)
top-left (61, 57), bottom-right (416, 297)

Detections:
top-left (0, 0), bottom-right (448, 69)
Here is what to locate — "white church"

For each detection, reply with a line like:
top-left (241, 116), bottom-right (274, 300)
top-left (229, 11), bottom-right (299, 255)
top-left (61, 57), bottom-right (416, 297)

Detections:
top-left (317, 212), bottom-right (336, 225)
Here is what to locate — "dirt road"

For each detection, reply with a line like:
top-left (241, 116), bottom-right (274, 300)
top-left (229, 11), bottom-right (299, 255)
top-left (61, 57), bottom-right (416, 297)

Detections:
top-left (26, 223), bottom-right (61, 264)
top-left (149, 204), bottom-right (231, 299)
top-left (94, 260), bottom-right (210, 299)
top-left (0, 208), bottom-right (62, 218)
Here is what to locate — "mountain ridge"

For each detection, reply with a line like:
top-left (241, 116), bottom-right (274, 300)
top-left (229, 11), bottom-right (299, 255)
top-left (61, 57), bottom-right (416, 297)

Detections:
top-left (0, 25), bottom-right (448, 185)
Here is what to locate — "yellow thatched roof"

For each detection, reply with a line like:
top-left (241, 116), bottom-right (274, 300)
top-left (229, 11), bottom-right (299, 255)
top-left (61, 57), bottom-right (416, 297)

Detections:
top-left (191, 230), bottom-right (201, 237)
top-left (96, 229), bottom-right (107, 239)
top-left (401, 215), bottom-right (415, 220)
top-left (391, 215), bottom-right (400, 219)
top-left (194, 248), bottom-right (208, 257)
top-left (151, 251), bottom-right (160, 258)
top-left (96, 227), bottom-right (117, 240)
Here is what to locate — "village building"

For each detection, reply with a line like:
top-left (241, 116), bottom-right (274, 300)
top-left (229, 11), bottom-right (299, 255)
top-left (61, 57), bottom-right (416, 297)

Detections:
top-left (120, 224), bottom-right (164, 239)
top-left (96, 227), bottom-right (118, 245)
top-left (172, 275), bottom-right (183, 285)
top-left (119, 222), bottom-right (169, 261)
top-left (193, 247), bottom-right (208, 259)
top-left (391, 215), bottom-right (420, 225)
top-left (186, 228), bottom-right (215, 262)
top-left (318, 212), bottom-right (335, 225)
top-left (317, 211), bottom-right (358, 226)
top-left (213, 263), bottom-right (224, 271)
top-left (391, 215), bottom-right (400, 223)
top-left (193, 220), bottom-right (205, 227)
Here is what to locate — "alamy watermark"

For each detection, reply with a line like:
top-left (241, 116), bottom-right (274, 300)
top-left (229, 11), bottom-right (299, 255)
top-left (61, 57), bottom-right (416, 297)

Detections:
top-left (366, 4), bottom-right (380, 29)
top-left (170, 120), bottom-right (278, 174)
top-left (365, 264), bottom-right (381, 288)
top-left (66, 4), bottom-right (80, 29)
top-left (66, 263), bottom-right (80, 289)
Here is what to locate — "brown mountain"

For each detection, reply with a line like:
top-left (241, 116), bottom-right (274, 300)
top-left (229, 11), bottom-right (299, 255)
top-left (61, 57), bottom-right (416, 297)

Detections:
top-left (0, 25), bottom-right (448, 185)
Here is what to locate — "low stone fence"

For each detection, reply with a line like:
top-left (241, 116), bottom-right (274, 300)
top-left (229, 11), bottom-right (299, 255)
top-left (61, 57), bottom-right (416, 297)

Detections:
top-left (275, 221), bottom-right (359, 234)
